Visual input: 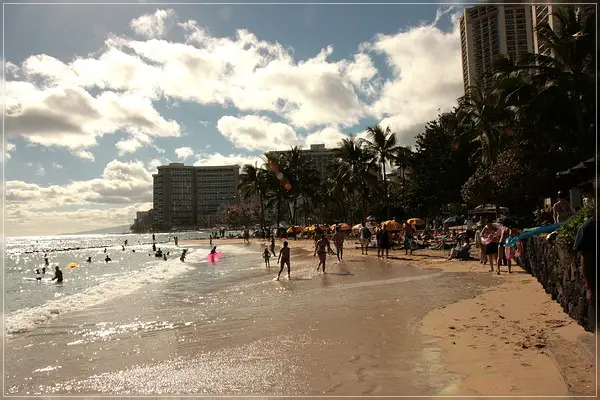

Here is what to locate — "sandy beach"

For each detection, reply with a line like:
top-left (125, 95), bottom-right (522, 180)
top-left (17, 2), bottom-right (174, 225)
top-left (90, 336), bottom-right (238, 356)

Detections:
top-left (185, 236), bottom-right (597, 396)
top-left (6, 235), bottom-right (595, 396)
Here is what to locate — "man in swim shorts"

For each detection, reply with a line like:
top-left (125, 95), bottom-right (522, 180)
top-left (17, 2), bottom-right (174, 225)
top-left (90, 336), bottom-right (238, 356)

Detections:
top-left (277, 241), bottom-right (291, 280)
top-left (332, 226), bottom-right (345, 262)
top-left (359, 223), bottom-right (372, 255)
top-left (402, 223), bottom-right (416, 255)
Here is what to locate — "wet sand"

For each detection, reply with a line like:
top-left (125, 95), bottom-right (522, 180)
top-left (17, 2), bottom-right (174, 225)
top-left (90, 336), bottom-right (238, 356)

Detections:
top-left (5, 237), bottom-right (596, 396)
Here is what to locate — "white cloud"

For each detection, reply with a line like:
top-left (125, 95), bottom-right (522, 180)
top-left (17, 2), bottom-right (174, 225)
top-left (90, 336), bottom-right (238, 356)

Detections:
top-left (365, 12), bottom-right (463, 146)
top-left (73, 150), bottom-right (95, 162)
top-left (5, 81), bottom-right (180, 150)
top-left (175, 147), bottom-right (194, 160)
top-left (5, 160), bottom-right (153, 208)
top-left (217, 115), bottom-right (299, 151)
top-left (4, 142), bottom-right (16, 161)
top-left (5, 203), bottom-right (152, 236)
top-left (129, 9), bottom-right (175, 39)
top-left (193, 152), bottom-right (261, 170)
top-left (5, 61), bottom-right (20, 78)
top-left (303, 127), bottom-right (348, 149)
top-left (18, 18), bottom-right (376, 129)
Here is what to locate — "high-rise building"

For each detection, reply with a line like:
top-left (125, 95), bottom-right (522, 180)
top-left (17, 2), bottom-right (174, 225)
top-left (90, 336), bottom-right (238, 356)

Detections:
top-left (268, 144), bottom-right (338, 180)
top-left (152, 163), bottom-right (239, 228)
top-left (532, 5), bottom-right (594, 58)
top-left (460, 5), bottom-right (534, 90)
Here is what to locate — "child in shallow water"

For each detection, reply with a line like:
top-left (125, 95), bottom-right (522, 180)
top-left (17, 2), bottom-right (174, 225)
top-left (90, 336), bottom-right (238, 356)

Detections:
top-left (262, 248), bottom-right (271, 268)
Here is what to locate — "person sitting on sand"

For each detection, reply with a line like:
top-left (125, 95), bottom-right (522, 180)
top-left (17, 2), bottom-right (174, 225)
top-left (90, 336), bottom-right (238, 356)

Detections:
top-left (276, 241), bottom-right (291, 280)
top-left (332, 226), bottom-right (345, 262)
top-left (314, 234), bottom-right (333, 273)
top-left (263, 248), bottom-right (271, 268)
top-left (359, 223), bottom-right (372, 255)
top-left (447, 238), bottom-right (471, 260)
top-left (51, 266), bottom-right (63, 283)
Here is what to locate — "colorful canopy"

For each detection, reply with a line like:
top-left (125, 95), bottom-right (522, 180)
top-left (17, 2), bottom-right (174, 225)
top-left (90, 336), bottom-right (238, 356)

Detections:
top-left (286, 226), bottom-right (303, 233)
top-left (330, 223), bottom-right (351, 231)
top-left (382, 220), bottom-right (403, 231)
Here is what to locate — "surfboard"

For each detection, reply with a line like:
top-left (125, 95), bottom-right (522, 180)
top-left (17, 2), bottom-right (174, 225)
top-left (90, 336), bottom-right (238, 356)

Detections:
top-left (23, 277), bottom-right (53, 282)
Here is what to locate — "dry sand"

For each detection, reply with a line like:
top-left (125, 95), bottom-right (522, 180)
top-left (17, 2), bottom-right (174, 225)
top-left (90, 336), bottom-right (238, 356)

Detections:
top-left (183, 236), bottom-right (597, 396)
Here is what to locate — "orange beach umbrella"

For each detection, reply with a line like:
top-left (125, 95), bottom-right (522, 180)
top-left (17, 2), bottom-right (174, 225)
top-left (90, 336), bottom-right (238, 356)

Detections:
top-left (382, 220), bottom-right (403, 231)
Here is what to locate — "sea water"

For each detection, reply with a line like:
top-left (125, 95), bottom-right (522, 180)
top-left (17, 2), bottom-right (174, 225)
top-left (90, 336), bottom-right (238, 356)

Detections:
top-left (4, 234), bottom-right (485, 396)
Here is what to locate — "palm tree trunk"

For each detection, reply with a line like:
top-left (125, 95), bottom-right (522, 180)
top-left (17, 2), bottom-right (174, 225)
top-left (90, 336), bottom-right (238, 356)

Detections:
top-left (259, 192), bottom-right (265, 232)
top-left (382, 161), bottom-right (390, 219)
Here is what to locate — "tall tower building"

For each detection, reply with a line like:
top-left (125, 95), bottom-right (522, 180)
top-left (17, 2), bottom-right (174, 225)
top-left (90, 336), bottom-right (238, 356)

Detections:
top-left (460, 5), bottom-right (534, 90)
top-left (153, 163), bottom-right (239, 228)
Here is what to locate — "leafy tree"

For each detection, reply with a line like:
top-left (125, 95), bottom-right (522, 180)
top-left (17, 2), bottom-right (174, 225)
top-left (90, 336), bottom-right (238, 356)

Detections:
top-left (365, 124), bottom-right (398, 219)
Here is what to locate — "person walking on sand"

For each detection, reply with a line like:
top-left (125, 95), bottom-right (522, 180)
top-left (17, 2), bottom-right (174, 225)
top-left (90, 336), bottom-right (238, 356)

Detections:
top-left (263, 248), bottom-right (271, 268)
top-left (277, 241), bottom-right (291, 280)
top-left (375, 227), bottom-right (383, 257)
top-left (359, 222), bottom-right (372, 255)
top-left (481, 219), bottom-right (500, 273)
top-left (270, 237), bottom-right (276, 257)
top-left (332, 226), bottom-right (345, 262)
top-left (314, 234), bottom-right (333, 273)
top-left (402, 223), bottom-right (415, 256)
top-left (474, 222), bottom-right (486, 264)
top-left (379, 228), bottom-right (391, 259)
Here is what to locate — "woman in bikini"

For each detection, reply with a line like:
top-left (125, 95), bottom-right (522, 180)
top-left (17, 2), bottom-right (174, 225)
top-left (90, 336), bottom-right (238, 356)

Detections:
top-left (314, 234), bottom-right (333, 273)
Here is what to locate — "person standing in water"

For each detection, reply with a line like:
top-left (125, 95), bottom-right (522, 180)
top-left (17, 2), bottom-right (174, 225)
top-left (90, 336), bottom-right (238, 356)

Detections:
top-left (35, 269), bottom-right (42, 282)
top-left (263, 248), bottom-right (271, 268)
top-left (331, 226), bottom-right (345, 262)
top-left (359, 223), bottom-right (372, 255)
top-left (314, 234), bottom-right (333, 273)
top-left (270, 237), bottom-right (276, 257)
top-left (44, 254), bottom-right (49, 267)
top-left (51, 266), bottom-right (63, 283)
top-left (277, 241), bottom-right (291, 280)
top-left (180, 249), bottom-right (188, 262)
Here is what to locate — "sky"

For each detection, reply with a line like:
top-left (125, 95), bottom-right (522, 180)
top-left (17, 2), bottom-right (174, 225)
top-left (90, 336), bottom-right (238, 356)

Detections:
top-left (2, 2), bottom-right (467, 236)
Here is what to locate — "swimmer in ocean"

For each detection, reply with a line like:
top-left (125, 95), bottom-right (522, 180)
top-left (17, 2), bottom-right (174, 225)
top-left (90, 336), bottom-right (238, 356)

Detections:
top-left (210, 246), bottom-right (217, 255)
top-left (180, 249), bottom-right (188, 262)
top-left (44, 255), bottom-right (49, 267)
top-left (41, 267), bottom-right (46, 275)
top-left (276, 241), bottom-right (291, 280)
top-left (35, 269), bottom-right (42, 282)
top-left (86, 256), bottom-right (92, 263)
top-left (51, 266), bottom-right (63, 283)
top-left (105, 255), bottom-right (111, 263)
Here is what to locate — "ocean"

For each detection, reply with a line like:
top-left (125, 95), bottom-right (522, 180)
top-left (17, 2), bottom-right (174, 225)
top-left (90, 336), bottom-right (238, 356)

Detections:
top-left (4, 233), bottom-right (493, 396)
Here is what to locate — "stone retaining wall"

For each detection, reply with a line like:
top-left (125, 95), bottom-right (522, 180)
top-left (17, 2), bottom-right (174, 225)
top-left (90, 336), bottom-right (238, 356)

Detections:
top-left (519, 236), bottom-right (596, 332)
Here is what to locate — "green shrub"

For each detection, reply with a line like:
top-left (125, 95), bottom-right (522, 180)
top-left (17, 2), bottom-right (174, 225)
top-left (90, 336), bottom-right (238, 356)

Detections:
top-left (556, 200), bottom-right (595, 249)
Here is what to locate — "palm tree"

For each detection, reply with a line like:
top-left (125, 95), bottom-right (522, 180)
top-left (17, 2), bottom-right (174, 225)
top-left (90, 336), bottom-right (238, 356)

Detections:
top-left (281, 146), bottom-right (320, 225)
top-left (333, 137), bottom-right (380, 221)
top-left (456, 85), bottom-right (512, 167)
top-left (393, 146), bottom-right (412, 206)
top-left (238, 163), bottom-right (268, 231)
top-left (365, 124), bottom-right (398, 219)
top-left (263, 152), bottom-right (290, 232)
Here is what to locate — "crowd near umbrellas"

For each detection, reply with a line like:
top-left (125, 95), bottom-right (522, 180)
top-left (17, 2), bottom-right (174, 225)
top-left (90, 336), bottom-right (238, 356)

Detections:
top-left (382, 220), bottom-right (403, 231)
top-left (286, 226), bottom-right (303, 234)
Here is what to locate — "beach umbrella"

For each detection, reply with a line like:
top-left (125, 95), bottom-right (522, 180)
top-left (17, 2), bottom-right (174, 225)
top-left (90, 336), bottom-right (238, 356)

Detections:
top-left (338, 223), bottom-right (351, 231)
top-left (287, 226), bottom-right (303, 233)
top-left (382, 220), bottom-right (403, 231)
top-left (407, 218), bottom-right (425, 226)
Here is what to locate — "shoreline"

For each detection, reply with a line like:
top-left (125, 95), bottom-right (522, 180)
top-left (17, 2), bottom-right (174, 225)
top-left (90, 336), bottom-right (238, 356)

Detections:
top-left (184, 237), bottom-right (597, 396)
